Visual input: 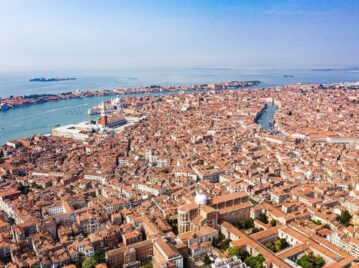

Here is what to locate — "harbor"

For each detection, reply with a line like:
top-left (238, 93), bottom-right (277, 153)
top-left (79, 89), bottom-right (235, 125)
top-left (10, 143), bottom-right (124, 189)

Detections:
top-left (0, 81), bottom-right (261, 145)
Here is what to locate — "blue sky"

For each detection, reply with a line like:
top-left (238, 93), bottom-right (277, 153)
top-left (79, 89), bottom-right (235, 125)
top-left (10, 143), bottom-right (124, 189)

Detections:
top-left (0, 0), bottom-right (358, 71)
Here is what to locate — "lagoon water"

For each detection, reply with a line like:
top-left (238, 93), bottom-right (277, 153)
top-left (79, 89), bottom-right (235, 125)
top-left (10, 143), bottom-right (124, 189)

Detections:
top-left (1, 68), bottom-right (359, 144)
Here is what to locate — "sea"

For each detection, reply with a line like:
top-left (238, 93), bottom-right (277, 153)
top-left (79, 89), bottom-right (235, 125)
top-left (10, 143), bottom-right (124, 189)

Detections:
top-left (0, 68), bottom-right (359, 145)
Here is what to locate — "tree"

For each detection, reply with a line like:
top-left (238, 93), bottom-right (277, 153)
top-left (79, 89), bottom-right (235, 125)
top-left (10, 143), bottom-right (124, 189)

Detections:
top-left (143, 261), bottom-right (153, 268)
top-left (244, 254), bottom-right (265, 268)
top-left (236, 218), bottom-right (254, 229)
top-left (222, 239), bottom-right (231, 250)
top-left (266, 242), bottom-right (276, 252)
top-left (309, 218), bottom-right (322, 225)
top-left (93, 252), bottom-right (105, 263)
top-left (243, 218), bottom-right (254, 229)
top-left (314, 256), bottom-right (325, 268)
top-left (266, 238), bottom-right (289, 253)
top-left (251, 227), bottom-right (262, 234)
top-left (270, 219), bottom-right (277, 227)
top-left (72, 203), bottom-right (82, 210)
top-left (238, 251), bottom-right (250, 262)
top-left (296, 253), bottom-right (325, 268)
top-left (17, 183), bottom-right (30, 195)
top-left (227, 246), bottom-right (241, 257)
top-left (338, 210), bottom-right (352, 227)
top-left (82, 256), bottom-right (97, 268)
top-left (212, 236), bottom-right (221, 248)
top-left (274, 238), bottom-right (288, 252)
top-left (213, 236), bottom-right (231, 250)
top-left (76, 256), bottom-right (85, 268)
top-left (258, 213), bottom-right (268, 224)
top-left (82, 252), bottom-right (105, 268)
top-left (66, 187), bottom-right (76, 195)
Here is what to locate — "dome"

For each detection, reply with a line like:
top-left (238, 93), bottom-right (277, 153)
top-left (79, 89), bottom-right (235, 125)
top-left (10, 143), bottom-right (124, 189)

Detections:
top-left (195, 193), bottom-right (208, 205)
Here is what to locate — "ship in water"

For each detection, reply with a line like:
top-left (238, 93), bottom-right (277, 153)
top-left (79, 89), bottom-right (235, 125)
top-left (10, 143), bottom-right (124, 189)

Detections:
top-left (87, 96), bottom-right (123, 115)
top-left (0, 103), bottom-right (10, 111)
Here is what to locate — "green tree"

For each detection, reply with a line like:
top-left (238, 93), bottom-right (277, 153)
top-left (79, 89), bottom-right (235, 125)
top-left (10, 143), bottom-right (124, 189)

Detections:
top-left (94, 252), bottom-right (105, 263)
top-left (76, 256), bottom-right (85, 268)
top-left (243, 218), bottom-right (254, 229)
top-left (227, 246), bottom-right (241, 257)
top-left (266, 238), bottom-right (289, 253)
top-left (236, 218), bottom-right (254, 229)
top-left (258, 213), bottom-right (268, 224)
top-left (213, 237), bottom-right (231, 250)
top-left (238, 251), bottom-right (250, 262)
top-left (274, 240), bottom-right (282, 252)
top-left (143, 261), bottom-right (153, 268)
top-left (17, 183), bottom-right (30, 195)
top-left (266, 242), bottom-right (276, 252)
top-left (212, 236), bottom-right (221, 248)
top-left (251, 227), bottom-right (262, 234)
top-left (270, 219), bottom-right (277, 227)
top-left (66, 187), bottom-right (76, 195)
top-left (310, 219), bottom-right (322, 225)
top-left (82, 252), bottom-right (105, 268)
top-left (274, 238), bottom-right (288, 252)
top-left (244, 254), bottom-right (265, 268)
top-left (314, 256), bottom-right (325, 268)
top-left (296, 253), bottom-right (325, 268)
top-left (82, 256), bottom-right (97, 268)
top-left (338, 210), bottom-right (352, 227)
top-left (221, 239), bottom-right (231, 250)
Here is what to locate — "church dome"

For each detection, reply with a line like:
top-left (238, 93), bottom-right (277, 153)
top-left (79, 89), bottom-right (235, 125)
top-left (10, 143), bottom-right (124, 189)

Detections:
top-left (195, 193), bottom-right (208, 205)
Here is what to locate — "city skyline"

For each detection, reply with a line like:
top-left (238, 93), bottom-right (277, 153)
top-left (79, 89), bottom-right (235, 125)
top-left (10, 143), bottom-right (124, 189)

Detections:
top-left (0, 2), bottom-right (359, 267)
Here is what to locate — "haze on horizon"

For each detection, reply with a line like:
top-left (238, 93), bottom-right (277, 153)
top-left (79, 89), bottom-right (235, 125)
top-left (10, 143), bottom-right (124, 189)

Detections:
top-left (0, 0), bottom-right (358, 72)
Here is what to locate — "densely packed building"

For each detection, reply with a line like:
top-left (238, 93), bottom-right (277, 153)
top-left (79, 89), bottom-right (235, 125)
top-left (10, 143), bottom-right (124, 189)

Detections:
top-left (0, 83), bottom-right (358, 268)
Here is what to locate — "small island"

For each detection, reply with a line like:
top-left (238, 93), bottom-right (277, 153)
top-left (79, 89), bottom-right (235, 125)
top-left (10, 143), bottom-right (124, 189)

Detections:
top-left (283, 75), bottom-right (294, 78)
top-left (29, 77), bottom-right (76, 82)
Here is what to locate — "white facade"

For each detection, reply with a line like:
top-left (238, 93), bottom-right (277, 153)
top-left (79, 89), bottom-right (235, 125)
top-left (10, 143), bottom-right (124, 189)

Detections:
top-left (84, 174), bottom-right (106, 184)
top-left (137, 183), bottom-right (166, 196)
top-left (52, 124), bottom-right (89, 141)
top-left (47, 204), bottom-right (65, 215)
top-left (327, 233), bottom-right (359, 259)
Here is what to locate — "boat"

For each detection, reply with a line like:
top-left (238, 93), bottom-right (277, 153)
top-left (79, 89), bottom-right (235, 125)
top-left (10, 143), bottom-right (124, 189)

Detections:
top-left (0, 103), bottom-right (10, 111)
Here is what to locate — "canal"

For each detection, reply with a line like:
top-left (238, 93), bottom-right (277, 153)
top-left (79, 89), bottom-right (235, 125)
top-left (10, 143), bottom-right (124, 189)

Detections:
top-left (255, 102), bottom-right (277, 133)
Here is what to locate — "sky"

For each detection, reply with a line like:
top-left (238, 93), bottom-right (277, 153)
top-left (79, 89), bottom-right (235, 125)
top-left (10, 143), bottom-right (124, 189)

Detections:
top-left (0, 0), bottom-right (358, 72)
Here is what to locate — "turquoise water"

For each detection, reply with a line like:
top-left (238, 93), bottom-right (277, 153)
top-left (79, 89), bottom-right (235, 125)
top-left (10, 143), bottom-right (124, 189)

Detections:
top-left (1, 68), bottom-right (359, 144)
top-left (0, 96), bottom-right (108, 143)
top-left (2, 68), bottom-right (359, 98)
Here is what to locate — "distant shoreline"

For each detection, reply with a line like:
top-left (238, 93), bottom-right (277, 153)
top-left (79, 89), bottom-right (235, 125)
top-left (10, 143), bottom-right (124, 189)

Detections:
top-left (0, 80), bottom-right (260, 112)
top-left (29, 77), bottom-right (76, 82)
